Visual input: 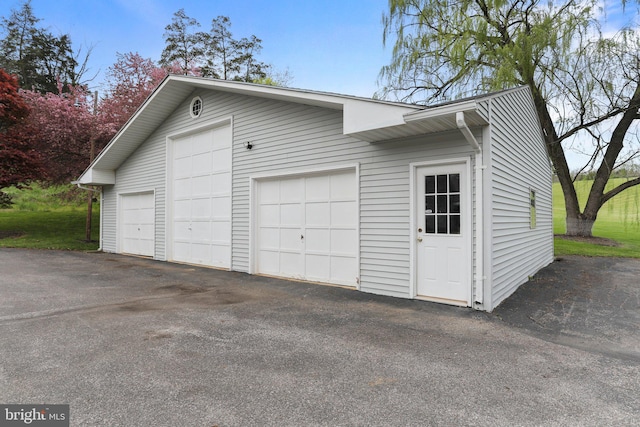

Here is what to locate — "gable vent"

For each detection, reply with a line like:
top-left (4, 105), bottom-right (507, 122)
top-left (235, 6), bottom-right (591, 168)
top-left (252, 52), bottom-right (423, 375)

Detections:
top-left (190, 96), bottom-right (203, 118)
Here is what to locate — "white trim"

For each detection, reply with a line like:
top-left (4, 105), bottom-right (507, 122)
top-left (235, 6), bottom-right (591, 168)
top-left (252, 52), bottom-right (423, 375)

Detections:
top-left (166, 116), bottom-right (232, 140)
top-left (249, 163), bottom-right (360, 181)
top-left (409, 157), bottom-right (472, 303)
top-left (116, 189), bottom-right (156, 256)
top-left (249, 163), bottom-right (361, 289)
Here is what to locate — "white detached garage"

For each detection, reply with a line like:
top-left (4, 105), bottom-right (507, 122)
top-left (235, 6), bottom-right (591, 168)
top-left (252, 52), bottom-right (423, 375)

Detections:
top-left (76, 75), bottom-right (553, 312)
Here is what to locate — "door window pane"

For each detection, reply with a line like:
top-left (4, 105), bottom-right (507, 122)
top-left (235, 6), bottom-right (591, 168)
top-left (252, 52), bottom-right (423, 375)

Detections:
top-left (450, 215), bottom-right (460, 234)
top-left (449, 174), bottom-right (460, 193)
top-left (425, 195), bottom-right (435, 213)
top-left (450, 195), bottom-right (460, 213)
top-left (437, 215), bottom-right (447, 234)
top-left (425, 176), bottom-right (435, 194)
top-left (437, 195), bottom-right (448, 213)
top-left (437, 175), bottom-right (448, 193)
top-left (426, 215), bottom-right (435, 233)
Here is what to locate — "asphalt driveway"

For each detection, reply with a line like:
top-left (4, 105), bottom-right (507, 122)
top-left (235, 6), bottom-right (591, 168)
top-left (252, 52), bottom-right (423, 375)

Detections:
top-left (0, 249), bottom-right (638, 426)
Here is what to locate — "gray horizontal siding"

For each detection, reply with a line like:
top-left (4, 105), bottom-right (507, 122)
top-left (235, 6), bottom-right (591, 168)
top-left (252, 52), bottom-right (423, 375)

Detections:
top-left (484, 88), bottom-right (553, 310)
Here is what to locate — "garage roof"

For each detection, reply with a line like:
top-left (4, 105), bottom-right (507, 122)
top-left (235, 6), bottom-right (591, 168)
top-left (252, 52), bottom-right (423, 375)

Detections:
top-left (76, 75), bottom-right (500, 185)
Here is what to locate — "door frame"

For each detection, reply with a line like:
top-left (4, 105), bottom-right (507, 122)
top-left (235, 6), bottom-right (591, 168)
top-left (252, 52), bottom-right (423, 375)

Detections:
top-left (248, 163), bottom-right (360, 289)
top-left (117, 190), bottom-right (156, 257)
top-left (409, 157), bottom-right (473, 304)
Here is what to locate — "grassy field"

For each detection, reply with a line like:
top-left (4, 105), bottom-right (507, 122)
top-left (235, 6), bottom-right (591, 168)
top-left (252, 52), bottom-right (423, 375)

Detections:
top-left (553, 177), bottom-right (640, 257)
top-left (0, 185), bottom-right (100, 251)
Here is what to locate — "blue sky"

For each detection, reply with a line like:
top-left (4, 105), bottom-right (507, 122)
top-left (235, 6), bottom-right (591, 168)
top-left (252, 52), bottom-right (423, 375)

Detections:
top-left (0, 0), bottom-right (392, 97)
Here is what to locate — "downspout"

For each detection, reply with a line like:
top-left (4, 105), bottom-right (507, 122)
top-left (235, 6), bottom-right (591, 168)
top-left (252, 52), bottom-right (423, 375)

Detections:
top-left (456, 112), bottom-right (484, 306)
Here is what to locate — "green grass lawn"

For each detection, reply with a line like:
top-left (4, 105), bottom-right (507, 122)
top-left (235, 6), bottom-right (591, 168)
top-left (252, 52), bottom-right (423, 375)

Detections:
top-left (0, 185), bottom-right (100, 251)
top-left (553, 177), bottom-right (640, 257)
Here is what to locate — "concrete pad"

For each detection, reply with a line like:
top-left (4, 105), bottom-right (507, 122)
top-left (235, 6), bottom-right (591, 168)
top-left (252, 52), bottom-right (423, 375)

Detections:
top-left (0, 249), bottom-right (638, 426)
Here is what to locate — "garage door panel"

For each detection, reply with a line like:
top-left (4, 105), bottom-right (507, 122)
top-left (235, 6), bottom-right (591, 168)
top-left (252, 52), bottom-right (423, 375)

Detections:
top-left (212, 196), bottom-right (231, 218)
top-left (212, 126), bottom-right (231, 149)
top-left (260, 205), bottom-right (280, 226)
top-left (212, 174), bottom-right (231, 194)
top-left (280, 228), bottom-right (301, 250)
top-left (280, 252), bottom-right (303, 276)
top-left (174, 178), bottom-right (191, 198)
top-left (331, 256), bottom-right (357, 282)
top-left (280, 179), bottom-right (303, 202)
top-left (192, 152), bottom-right (211, 174)
top-left (191, 221), bottom-right (211, 240)
top-left (280, 204), bottom-right (302, 225)
top-left (256, 170), bottom-right (358, 287)
top-left (213, 148), bottom-right (231, 170)
top-left (212, 221), bottom-right (231, 241)
top-left (259, 227), bottom-right (279, 248)
top-left (191, 198), bottom-right (211, 218)
top-left (212, 246), bottom-right (230, 266)
top-left (305, 228), bottom-right (330, 252)
top-left (259, 180), bottom-right (280, 202)
top-left (192, 175), bottom-right (211, 196)
top-left (171, 125), bottom-right (231, 268)
top-left (258, 251), bottom-right (279, 274)
top-left (305, 175), bottom-right (330, 200)
top-left (330, 176), bottom-right (356, 199)
top-left (305, 202), bottom-right (330, 226)
top-left (305, 254), bottom-right (330, 279)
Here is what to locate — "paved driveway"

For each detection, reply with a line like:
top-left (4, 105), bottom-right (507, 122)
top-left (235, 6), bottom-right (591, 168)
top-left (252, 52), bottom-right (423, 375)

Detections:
top-left (1, 249), bottom-right (638, 426)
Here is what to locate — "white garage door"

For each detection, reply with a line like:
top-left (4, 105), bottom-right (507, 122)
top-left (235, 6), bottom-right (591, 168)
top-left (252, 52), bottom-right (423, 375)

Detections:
top-left (256, 169), bottom-right (358, 286)
top-left (171, 125), bottom-right (231, 268)
top-left (120, 192), bottom-right (155, 257)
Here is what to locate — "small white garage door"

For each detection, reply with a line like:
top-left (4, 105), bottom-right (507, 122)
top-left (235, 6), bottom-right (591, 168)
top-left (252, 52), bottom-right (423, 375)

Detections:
top-left (171, 125), bottom-right (232, 268)
top-left (120, 192), bottom-right (155, 257)
top-left (256, 169), bottom-right (358, 286)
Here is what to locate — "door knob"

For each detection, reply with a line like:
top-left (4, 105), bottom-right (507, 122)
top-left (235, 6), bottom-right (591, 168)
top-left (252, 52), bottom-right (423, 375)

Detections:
top-left (417, 237), bottom-right (423, 242)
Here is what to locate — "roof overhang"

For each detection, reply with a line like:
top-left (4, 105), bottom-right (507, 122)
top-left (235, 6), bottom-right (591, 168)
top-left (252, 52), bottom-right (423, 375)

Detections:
top-left (345, 100), bottom-right (489, 142)
top-left (76, 75), bottom-right (492, 185)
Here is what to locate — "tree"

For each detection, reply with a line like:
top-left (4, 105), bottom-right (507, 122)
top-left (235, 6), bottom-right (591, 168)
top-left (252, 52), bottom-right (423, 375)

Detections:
top-left (159, 8), bottom-right (205, 75)
top-left (380, 0), bottom-right (640, 236)
top-left (0, 68), bottom-right (42, 206)
top-left (100, 52), bottom-right (168, 130)
top-left (0, 1), bottom-right (87, 93)
top-left (19, 84), bottom-right (111, 184)
top-left (202, 16), bottom-right (270, 82)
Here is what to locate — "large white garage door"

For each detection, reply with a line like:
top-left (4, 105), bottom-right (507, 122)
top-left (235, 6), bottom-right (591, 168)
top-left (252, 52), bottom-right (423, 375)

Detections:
top-left (120, 192), bottom-right (155, 257)
top-left (171, 125), bottom-right (231, 268)
top-left (256, 169), bottom-right (358, 286)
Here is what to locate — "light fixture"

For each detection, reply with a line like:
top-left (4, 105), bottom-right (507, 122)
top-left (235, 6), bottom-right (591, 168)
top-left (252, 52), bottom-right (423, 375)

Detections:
top-left (244, 141), bottom-right (253, 150)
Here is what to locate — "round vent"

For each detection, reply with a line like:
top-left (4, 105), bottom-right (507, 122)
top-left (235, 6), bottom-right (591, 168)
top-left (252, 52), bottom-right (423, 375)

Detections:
top-left (190, 96), bottom-right (203, 118)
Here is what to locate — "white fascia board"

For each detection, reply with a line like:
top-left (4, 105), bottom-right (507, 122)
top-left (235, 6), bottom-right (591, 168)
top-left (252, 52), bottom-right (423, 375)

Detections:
top-left (403, 100), bottom-right (481, 123)
top-left (343, 99), bottom-right (421, 135)
top-left (76, 168), bottom-right (115, 185)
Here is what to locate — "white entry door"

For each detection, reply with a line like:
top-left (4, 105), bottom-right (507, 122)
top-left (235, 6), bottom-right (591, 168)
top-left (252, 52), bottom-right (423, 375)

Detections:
top-left (171, 125), bottom-right (232, 268)
top-left (256, 170), bottom-right (358, 286)
top-left (416, 163), bottom-right (470, 304)
top-left (120, 192), bottom-right (155, 257)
